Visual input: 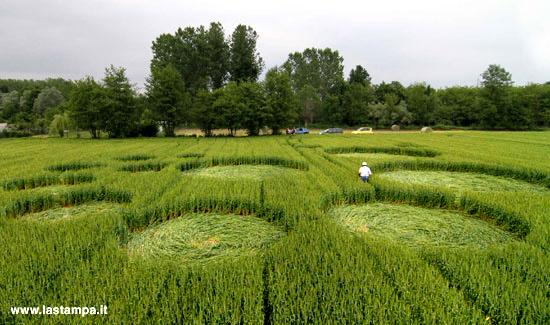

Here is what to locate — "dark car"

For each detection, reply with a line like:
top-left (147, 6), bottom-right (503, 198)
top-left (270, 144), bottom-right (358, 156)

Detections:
top-left (319, 128), bottom-right (344, 135)
top-left (295, 127), bottom-right (310, 134)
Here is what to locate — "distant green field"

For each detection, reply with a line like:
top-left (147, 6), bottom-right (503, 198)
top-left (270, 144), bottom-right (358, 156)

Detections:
top-left (0, 131), bottom-right (549, 323)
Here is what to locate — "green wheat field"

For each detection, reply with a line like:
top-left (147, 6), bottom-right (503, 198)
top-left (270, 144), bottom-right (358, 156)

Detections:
top-left (1, 131), bottom-right (549, 323)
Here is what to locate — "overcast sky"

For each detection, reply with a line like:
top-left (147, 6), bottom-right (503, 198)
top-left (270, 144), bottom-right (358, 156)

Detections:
top-left (1, 0), bottom-right (548, 90)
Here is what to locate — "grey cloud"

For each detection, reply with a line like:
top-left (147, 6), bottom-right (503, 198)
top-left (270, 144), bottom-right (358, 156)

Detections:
top-left (0, 0), bottom-right (548, 88)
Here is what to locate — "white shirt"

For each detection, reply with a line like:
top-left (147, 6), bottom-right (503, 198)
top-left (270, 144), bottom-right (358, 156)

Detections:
top-left (359, 166), bottom-right (372, 177)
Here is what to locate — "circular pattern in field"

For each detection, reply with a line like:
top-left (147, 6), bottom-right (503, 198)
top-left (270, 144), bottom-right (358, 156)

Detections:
top-left (127, 213), bottom-right (285, 263)
top-left (21, 203), bottom-right (121, 221)
top-left (330, 203), bottom-right (514, 248)
top-left (378, 170), bottom-right (548, 193)
top-left (186, 165), bottom-right (298, 180)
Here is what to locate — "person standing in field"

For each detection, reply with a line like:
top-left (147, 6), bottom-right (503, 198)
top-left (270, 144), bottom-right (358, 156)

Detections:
top-left (358, 162), bottom-right (372, 182)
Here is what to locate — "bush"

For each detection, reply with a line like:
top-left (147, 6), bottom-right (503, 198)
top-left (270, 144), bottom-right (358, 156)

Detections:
top-left (139, 122), bottom-right (159, 137)
top-left (0, 129), bottom-right (33, 138)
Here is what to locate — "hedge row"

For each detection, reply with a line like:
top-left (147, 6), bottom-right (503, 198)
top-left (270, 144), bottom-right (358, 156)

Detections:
top-left (2, 186), bottom-right (132, 218)
top-left (115, 154), bottom-right (155, 161)
top-left (119, 162), bottom-right (167, 172)
top-left (45, 161), bottom-right (103, 172)
top-left (177, 153), bottom-right (205, 158)
top-left (459, 195), bottom-right (531, 238)
top-left (2, 173), bottom-right (95, 191)
top-left (325, 146), bottom-right (440, 157)
top-left (177, 156), bottom-right (309, 172)
top-left (123, 197), bottom-right (287, 231)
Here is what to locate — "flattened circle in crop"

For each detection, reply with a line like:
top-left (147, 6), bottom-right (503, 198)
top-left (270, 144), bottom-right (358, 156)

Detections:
top-left (186, 165), bottom-right (298, 180)
top-left (21, 203), bottom-right (121, 221)
top-left (330, 203), bottom-right (514, 248)
top-left (127, 213), bottom-right (285, 263)
top-left (378, 171), bottom-right (548, 193)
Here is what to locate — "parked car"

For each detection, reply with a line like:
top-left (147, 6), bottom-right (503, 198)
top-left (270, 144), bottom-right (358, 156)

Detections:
top-left (351, 127), bottom-right (374, 134)
top-left (295, 127), bottom-right (310, 134)
top-left (319, 128), bottom-right (344, 135)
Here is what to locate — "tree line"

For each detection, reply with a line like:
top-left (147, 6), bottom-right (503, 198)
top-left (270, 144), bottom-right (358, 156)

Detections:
top-left (1, 22), bottom-right (549, 138)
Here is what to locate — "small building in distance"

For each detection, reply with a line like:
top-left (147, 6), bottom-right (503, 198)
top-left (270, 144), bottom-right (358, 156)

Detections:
top-left (0, 123), bottom-right (8, 132)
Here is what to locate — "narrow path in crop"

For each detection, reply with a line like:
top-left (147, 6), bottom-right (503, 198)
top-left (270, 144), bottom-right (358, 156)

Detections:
top-left (421, 252), bottom-right (497, 322)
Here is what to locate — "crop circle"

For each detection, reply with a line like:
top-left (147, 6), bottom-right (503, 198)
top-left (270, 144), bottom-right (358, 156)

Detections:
top-left (21, 203), bottom-right (121, 221)
top-left (378, 170), bottom-right (548, 193)
top-left (330, 203), bottom-right (514, 248)
top-left (185, 165), bottom-right (299, 180)
top-left (127, 213), bottom-right (285, 263)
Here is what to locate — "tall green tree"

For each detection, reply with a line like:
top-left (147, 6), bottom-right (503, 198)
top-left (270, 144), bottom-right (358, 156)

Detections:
top-left (34, 87), bottom-right (65, 133)
top-left (348, 65), bottom-right (371, 86)
top-left (522, 84), bottom-right (550, 127)
top-left (16, 89), bottom-right (41, 131)
top-left (151, 22), bottom-right (232, 92)
top-left (321, 94), bottom-right (344, 125)
top-left (0, 91), bottom-right (20, 122)
top-left (406, 83), bottom-right (437, 126)
top-left (342, 82), bottom-right (374, 126)
top-left (146, 65), bottom-right (189, 137)
top-left (284, 48), bottom-right (344, 100)
top-left (214, 81), bottom-right (267, 136)
top-left (264, 68), bottom-right (298, 134)
top-left (213, 82), bottom-right (242, 136)
top-left (238, 82), bottom-right (268, 135)
top-left (33, 87), bottom-right (64, 118)
top-left (229, 25), bottom-right (264, 82)
top-left (479, 64), bottom-right (513, 128)
top-left (508, 86), bottom-right (534, 130)
top-left (151, 26), bottom-right (210, 94)
top-left (283, 48), bottom-right (344, 124)
top-left (344, 66), bottom-right (375, 125)
top-left (206, 22), bottom-right (230, 89)
top-left (101, 65), bottom-right (138, 138)
top-left (435, 87), bottom-right (480, 126)
top-left (321, 79), bottom-right (347, 125)
top-left (297, 85), bottom-right (321, 126)
top-left (49, 112), bottom-right (71, 137)
top-left (68, 77), bottom-right (105, 139)
top-left (374, 81), bottom-right (406, 103)
top-left (150, 33), bottom-right (178, 72)
top-left (369, 94), bottom-right (411, 127)
top-left (193, 90), bottom-right (219, 137)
